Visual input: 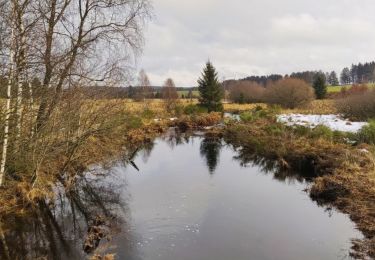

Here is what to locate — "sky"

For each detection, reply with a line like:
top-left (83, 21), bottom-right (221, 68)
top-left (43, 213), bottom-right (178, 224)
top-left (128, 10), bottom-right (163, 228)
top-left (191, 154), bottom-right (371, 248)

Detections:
top-left (138, 0), bottom-right (375, 87)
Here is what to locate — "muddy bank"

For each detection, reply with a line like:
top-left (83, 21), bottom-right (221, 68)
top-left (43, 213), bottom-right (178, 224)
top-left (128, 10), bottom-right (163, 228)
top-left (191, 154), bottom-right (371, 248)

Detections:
top-left (222, 119), bottom-right (375, 259)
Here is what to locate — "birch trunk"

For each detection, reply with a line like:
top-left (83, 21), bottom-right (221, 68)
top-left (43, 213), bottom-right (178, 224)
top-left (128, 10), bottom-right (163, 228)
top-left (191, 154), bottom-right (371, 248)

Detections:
top-left (15, 10), bottom-right (26, 142)
top-left (0, 28), bottom-right (15, 186)
top-left (28, 81), bottom-right (35, 136)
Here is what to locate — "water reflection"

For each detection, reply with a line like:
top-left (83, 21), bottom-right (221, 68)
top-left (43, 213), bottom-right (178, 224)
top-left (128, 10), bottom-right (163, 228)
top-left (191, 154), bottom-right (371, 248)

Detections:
top-left (0, 171), bottom-right (132, 260)
top-left (200, 137), bottom-right (223, 174)
top-left (162, 128), bottom-right (191, 149)
top-left (231, 146), bottom-right (317, 183)
top-left (0, 132), bottom-right (361, 259)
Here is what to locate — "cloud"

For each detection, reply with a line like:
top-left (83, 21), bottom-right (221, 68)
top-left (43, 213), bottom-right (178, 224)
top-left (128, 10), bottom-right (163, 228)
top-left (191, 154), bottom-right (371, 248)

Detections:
top-left (138, 0), bottom-right (375, 86)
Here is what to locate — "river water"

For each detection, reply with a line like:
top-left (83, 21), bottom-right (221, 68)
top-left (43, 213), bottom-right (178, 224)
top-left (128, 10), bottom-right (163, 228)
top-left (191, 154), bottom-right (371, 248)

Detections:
top-left (0, 130), bottom-right (362, 259)
top-left (110, 131), bottom-right (361, 260)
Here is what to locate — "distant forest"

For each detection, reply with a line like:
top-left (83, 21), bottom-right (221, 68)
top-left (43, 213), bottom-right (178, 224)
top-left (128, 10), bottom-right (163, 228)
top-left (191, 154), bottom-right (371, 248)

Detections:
top-left (1, 61), bottom-right (374, 99)
top-left (230, 61), bottom-right (375, 86)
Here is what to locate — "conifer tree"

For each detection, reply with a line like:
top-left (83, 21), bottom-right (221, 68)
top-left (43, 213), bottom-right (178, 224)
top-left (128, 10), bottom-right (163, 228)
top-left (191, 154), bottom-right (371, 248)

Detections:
top-left (328, 71), bottom-right (339, 86)
top-left (313, 73), bottom-right (327, 99)
top-left (198, 61), bottom-right (223, 112)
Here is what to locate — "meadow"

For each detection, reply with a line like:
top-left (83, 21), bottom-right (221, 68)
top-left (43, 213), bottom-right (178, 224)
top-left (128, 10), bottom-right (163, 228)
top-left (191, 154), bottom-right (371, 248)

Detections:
top-left (327, 83), bottom-right (375, 93)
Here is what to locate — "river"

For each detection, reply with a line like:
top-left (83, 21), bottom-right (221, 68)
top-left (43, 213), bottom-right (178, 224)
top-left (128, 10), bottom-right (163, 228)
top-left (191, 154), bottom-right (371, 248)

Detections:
top-left (0, 129), bottom-right (362, 259)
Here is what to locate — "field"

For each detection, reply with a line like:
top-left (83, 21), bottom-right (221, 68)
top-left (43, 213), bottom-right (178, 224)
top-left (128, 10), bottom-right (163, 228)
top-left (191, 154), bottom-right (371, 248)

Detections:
top-left (327, 83), bottom-right (375, 93)
top-left (177, 90), bottom-right (199, 97)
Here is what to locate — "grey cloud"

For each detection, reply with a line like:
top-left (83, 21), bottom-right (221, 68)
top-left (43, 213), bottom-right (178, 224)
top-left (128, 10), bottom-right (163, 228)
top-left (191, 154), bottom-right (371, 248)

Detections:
top-left (138, 0), bottom-right (375, 86)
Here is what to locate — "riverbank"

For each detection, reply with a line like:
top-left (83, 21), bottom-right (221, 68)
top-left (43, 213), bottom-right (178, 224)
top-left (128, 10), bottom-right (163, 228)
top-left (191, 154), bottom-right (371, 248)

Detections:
top-left (0, 100), bottom-right (374, 259)
top-left (220, 110), bottom-right (375, 259)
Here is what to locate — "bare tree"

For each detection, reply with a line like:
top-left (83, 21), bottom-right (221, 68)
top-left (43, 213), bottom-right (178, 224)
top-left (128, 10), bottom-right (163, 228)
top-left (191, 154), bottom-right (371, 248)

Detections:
top-left (32, 0), bottom-right (151, 129)
top-left (135, 69), bottom-right (152, 102)
top-left (161, 78), bottom-right (178, 110)
top-left (0, 0), bottom-right (151, 187)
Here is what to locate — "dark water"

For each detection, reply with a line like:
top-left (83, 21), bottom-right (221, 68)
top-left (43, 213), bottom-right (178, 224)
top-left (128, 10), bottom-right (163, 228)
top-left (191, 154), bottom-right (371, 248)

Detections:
top-left (0, 130), bottom-right (362, 259)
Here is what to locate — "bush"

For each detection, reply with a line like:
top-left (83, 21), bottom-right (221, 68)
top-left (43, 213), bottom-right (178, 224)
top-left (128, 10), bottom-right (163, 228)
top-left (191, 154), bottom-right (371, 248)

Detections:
top-left (356, 120), bottom-right (375, 144)
top-left (310, 125), bottom-right (333, 140)
top-left (183, 104), bottom-right (208, 115)
top-left (264, 78), bottom-right (315, 109)
top-left (335, 84), bottom-right (369, 99)
top-left (141, 108), bottom-right (155, 119)
top-left (228, 81), bottom-right (265, 103)
top-left (239, 107), bottom-right (275, 123)
top-left (335, 90), bottom-right (375, 120)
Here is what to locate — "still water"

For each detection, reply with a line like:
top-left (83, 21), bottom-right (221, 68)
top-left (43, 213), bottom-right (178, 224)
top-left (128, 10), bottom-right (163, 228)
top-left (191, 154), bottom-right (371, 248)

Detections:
top-left (0, 130), bottom-right (362, 259)
top-left (111, 131), bottom-right (361, 260)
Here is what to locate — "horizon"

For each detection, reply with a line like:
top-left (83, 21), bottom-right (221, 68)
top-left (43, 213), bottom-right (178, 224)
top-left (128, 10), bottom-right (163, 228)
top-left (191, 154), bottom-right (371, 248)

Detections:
top-left (138, 0), bottom-right (375, 87)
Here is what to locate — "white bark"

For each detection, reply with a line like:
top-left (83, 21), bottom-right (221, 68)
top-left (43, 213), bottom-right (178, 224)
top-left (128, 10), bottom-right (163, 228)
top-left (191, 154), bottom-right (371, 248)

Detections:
top-left (15, 8), bottom-right (26, 142)
top-left (28, 81), bottom-right (35, 136)
top-left (0, 28), bottom-right (15, 186)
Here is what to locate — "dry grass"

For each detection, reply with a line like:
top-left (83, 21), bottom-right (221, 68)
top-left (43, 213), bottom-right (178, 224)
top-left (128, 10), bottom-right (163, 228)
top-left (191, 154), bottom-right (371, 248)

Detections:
top-left (223, 103), bottom-right (267, 112)
top-left (223, 117), bottom-right (375, 258)
top-left (223, 100), bottom-right (337, 115)
top-left (282, 99), bottom-right (337, 115)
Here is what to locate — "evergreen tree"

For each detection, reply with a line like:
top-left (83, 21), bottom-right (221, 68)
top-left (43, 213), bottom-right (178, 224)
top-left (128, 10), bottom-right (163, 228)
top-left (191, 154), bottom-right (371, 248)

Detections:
top-left (328, 71), bottom-right (339, 86)
top-left (198, 61), bottom-right (224, 112)
top-left (313, 73), bottom-right (327, 99)
top-left (340, 67), bottom-right (351, 85)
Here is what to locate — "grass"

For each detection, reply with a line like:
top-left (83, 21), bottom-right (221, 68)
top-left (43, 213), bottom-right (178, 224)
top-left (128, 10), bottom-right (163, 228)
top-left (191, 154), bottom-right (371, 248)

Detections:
top-left (328, 83), bottom-right (375, 93)
top-left (1, 97), bottom-right (374, 258)
top-left (222, 109), bottom-right (375, 258)
top-left (223, 100), bottom-right (337, 115)
top-left (177, 90), bottom-right (199, 98)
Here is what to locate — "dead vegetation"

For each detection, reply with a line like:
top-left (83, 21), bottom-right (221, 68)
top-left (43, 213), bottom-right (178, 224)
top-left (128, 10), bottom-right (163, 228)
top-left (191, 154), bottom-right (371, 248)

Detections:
top-left (223, 114), bottom-right (375, 259)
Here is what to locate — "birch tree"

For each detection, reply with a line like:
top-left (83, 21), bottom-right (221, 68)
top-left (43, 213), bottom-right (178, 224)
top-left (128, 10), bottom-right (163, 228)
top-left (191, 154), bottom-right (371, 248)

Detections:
top-left (0, 0), bottom-right (151, 186)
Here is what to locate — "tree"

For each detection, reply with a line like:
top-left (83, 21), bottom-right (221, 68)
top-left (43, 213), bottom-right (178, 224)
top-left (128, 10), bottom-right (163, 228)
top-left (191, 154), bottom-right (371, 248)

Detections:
top-left (264, 78), bottom-right (315, 109)
top-left (161, 78), bottom-right (179, 110)
top-left (127, 85), bottom-right (135, 99)
top-left (135, 69), bottom-right (152, 101)
top-left (198, 61), bottom-right (223, 112)
top-left (313, 73), bottom-right (327, 99)
top-left (187, 90), bottom-right (193, 101)
top-left (0, 0), bottom-right (151, 187)
top-left (228, 81), bottom-right (265, 104)
top-left (328, 71), bottom-right (339, 86)
top-left (340, 67), bottom-right (351, 85)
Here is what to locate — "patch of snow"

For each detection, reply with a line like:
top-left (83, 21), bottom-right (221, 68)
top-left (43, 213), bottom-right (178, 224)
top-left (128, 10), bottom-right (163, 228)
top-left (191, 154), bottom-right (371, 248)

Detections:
top-left (224, 113), bottom-right (240, 121)
top-left (277, 114), bottom-right (368, 133)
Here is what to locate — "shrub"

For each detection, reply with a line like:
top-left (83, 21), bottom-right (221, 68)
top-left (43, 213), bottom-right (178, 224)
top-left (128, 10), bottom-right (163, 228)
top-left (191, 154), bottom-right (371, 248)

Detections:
top-left (335, 90), bottom-right (375, 120)
top-left (229, 81), bottom-right (265, 103)
top-left (264, 78), bottom-right (315, 109)
top-left (335, 84), bottom-right (369, 99)
top-left (310, 125), bottom-right (333, 140)
top-left (141, 108), bottom-right (155, 119)
top-left (183, 104), bottom-right (208, 115)
top-left (126, 116), bottom-right (143, 129)
top-left (356, 120), bottom-right (375, 144)
top-left (239, 107), bottom-right (275, 123)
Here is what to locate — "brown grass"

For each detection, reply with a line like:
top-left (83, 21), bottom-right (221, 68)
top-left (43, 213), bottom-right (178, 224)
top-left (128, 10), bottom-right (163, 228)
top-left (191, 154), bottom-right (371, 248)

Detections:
top-left (223, 118), bottom-right (375, 258)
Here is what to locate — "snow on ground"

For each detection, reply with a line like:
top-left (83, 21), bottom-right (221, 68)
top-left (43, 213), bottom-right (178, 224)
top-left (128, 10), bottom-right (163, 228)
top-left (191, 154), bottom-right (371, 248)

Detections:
top-left (277, 114), bottom-right (368, 133)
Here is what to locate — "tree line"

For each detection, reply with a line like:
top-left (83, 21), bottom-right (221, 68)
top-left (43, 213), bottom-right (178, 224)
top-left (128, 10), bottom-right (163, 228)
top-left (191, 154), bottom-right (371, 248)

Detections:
top-left (232, 60), bottom-right (375, 87)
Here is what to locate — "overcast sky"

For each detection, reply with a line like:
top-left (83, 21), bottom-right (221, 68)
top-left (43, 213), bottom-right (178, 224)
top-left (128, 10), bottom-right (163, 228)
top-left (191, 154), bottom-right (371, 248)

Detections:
top-left (137, 0), bottom-right (375, 87)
